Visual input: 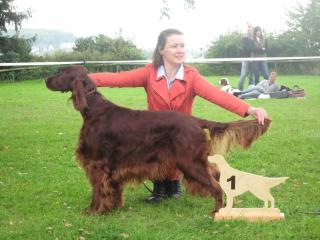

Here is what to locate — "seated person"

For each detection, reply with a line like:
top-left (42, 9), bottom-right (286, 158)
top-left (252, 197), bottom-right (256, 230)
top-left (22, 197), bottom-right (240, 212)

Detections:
top-left (237, 71), bottom-right (280, 99)
top-left (219, 78), bottom-right (241, 95)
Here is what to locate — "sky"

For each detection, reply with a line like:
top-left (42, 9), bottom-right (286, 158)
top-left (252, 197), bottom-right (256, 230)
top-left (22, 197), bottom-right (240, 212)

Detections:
top-left (13, 0), bottom-right (310, 51)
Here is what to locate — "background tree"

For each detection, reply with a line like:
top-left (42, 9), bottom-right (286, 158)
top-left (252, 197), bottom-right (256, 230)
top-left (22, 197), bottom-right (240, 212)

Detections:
top-left (197, 32), bottom-right (242, 75)
top-left (269, 0), bottom-right (320, 73)
top-left (198, 0), bottom-right (320, 76)
top-left (287, 0), bottom-right (320, 55)
top-left (73, 33), bottom-right (145, 61)
top-left (0, 35), bottom-right (34, 62)
top-left (0, 0), bottom-right (33, 63)
top-left (0, 0), bottom-right (31, 34)
top-left (160, 0), bottom-right (195, 19)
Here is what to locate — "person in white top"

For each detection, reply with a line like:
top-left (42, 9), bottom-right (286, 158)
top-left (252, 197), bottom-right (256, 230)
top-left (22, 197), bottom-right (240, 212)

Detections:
top-left (237, 71), bottom-right (280, 99)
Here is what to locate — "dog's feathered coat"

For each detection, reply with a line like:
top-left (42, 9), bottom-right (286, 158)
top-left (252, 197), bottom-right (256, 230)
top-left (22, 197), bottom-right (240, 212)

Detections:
top-left (45, 66), bottom-right (270, 214)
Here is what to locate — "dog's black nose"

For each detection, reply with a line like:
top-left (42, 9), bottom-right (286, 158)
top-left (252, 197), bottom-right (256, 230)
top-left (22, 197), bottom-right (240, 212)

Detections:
top-left (45, 77), bottom-right (55, 90)
top-left (45, 77), bottom-right (50, 86)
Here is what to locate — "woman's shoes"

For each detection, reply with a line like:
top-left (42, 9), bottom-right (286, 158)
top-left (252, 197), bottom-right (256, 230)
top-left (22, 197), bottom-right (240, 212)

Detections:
top-left (144, 181), bottom-right (168, 203)
top-left (167, 180), bottom-right (182, 198)
top-left (145, 180), bottom-right (182, 203)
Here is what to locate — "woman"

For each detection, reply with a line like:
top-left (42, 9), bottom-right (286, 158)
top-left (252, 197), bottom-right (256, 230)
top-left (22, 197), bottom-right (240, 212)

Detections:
top-left (252, 26), bottom-right (269, 84)
top-left (238, 24), bottom-right (254, 90)
top-left (89, 28), bottom-right (268, 203)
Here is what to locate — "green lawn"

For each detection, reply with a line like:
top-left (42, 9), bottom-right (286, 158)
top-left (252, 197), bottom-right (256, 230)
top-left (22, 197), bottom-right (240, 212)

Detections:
top-left (0, 75), bottom-right (319, 239)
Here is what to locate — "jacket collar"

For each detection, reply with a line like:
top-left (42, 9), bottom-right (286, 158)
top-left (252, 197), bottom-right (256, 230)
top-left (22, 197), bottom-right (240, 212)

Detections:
top-left (156, 64), bottom-right (184, 81)
top-left (152, 64), bottom-right (186, 107)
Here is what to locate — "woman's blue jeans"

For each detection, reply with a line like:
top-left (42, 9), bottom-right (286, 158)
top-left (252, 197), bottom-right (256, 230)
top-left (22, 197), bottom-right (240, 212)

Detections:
top-left (238, 61), bottom-right (253, 90)
top-left (253, 61), bottom-right (269, 84)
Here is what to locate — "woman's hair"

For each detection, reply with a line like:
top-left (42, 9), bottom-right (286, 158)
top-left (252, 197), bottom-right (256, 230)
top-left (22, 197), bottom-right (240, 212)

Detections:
top-left (253, 26), bottom-right (262, 37)
top-left (152, 29), bottom-right (183, 68)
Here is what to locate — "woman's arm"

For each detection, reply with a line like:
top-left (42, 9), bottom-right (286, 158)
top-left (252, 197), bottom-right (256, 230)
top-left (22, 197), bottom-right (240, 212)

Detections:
top-left (192, 72), bottom-right (268, 124)
top-left (88, 66), bottom-right (149, 88)
top-left (193, 74), bottom-right (250, 117)
top-left (247, 107), bottom-right (268, 125)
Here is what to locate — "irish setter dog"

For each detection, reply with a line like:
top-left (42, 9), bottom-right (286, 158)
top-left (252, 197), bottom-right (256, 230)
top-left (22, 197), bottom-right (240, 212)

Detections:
top-left (45, 66), bottom-right (270, 215)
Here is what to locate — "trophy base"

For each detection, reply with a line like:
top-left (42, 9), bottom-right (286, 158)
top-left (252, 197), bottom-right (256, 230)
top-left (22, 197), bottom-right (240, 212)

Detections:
top-left (214, 208), bottom-right (285, 222)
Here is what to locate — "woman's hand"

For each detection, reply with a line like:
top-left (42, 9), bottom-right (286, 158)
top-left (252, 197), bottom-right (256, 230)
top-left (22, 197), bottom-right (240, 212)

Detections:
top-left (247, 107), bottom-right (268, 125)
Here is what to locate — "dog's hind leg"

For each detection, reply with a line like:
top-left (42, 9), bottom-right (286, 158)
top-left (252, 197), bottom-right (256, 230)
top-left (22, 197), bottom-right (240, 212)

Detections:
top-left (178, 159), bottom-right (223, 212)
top-left (110, 180), bottom-right (124, 209)
top-left (183, 163), bottom-right (220, 197)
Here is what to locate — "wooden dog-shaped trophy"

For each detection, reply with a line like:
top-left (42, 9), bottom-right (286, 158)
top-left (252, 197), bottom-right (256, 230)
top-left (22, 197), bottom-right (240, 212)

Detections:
top-left (208, 154), bottom-right (288, 221)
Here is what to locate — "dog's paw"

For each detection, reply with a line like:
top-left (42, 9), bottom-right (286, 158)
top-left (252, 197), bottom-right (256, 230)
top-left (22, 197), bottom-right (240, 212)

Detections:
top-left (82, 207), bottom-right (97, 216)
top-left (208, 210), bottom-right (218, 219)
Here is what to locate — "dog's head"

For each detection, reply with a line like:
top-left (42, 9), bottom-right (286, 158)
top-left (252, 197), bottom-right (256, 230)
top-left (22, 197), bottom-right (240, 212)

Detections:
top-left (219, 78), bottom-right (230, 87)
top-left (45, 66), bottom-right (96, 112)
top-left (45, 66), bottom-right (94, 92)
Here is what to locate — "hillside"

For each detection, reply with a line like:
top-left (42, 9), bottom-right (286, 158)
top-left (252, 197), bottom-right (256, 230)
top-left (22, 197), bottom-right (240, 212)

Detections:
top-left (6, 29), bottom-right (76, 55)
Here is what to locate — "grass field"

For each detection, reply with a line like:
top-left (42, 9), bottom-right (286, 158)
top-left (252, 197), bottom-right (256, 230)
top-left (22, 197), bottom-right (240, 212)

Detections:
top-left (0, 75), bottom-right (319, 239)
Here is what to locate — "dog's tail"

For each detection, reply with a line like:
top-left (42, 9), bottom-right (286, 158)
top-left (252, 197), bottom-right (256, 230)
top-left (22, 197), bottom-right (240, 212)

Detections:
top-left (193, 118), bottom-right (271, 155)
top-left (265, 176), bottom-right (289, 188)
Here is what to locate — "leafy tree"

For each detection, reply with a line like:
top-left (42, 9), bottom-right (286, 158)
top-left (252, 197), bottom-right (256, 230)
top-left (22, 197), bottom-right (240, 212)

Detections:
top-left (287, 0), bottom-right (320, 55)
top-left (0, 35), bottom-right (34, 62)
top-left (73, 34), bottom-right (145, 61)
top-left (205, 32), bottom-right (242, 58)
top-left (199, 32), bottom-right (242, 75)
top-left (0, 0), bottom-right (33, 63)
top-left (74, 36), bottom-right (96, 53)
top-left (0, 0), bottom-right (31, 34)
top-left (264, 0), bottom-right (320, 73)
top-left (160, 0), bottom-right (195, 19)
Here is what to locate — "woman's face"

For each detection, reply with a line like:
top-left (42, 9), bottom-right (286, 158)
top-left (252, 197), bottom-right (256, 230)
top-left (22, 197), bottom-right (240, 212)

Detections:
top-left (269, 72), bottom-right (277, 83)
top-left (160, 34), bottom-right (185, 66)
top-left (255, 30), bottom-right (262, 37)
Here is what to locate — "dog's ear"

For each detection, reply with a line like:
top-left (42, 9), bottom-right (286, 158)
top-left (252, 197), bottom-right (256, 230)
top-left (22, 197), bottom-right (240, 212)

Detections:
top-left (71, 78), bottom-right (88, 112)
top-left (83, 75), bottom-right (96, 92)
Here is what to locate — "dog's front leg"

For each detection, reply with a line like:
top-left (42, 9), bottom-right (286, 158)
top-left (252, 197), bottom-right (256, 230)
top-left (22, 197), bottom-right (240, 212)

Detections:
top-left (96, 175), bottom-right (114, 213)
top-left (84, 161), bottom-right (114, 214)
top-left (84, 174), bottom-right (101, 215)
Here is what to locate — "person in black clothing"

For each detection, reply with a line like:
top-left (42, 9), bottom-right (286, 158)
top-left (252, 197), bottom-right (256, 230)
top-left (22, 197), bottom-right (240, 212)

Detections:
top-left (238, 24), bottom-right (254, 90)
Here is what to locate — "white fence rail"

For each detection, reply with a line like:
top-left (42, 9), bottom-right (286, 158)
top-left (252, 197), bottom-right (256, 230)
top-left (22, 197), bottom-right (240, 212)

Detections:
top-left (1, 56), bottom-right (320, 68)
